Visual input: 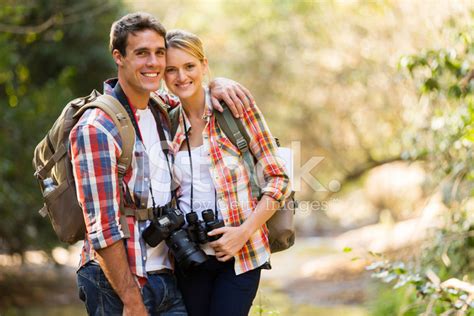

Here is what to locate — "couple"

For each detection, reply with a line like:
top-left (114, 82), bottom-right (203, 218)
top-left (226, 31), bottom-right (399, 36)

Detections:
top-left (70, 12), bottom-right (290, 316)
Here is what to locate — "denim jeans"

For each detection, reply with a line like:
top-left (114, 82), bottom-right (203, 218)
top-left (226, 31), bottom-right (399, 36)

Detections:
top-left (176, 257), bottom-right (261, 316)
top-left (77, 262), bottom-right (187, 316)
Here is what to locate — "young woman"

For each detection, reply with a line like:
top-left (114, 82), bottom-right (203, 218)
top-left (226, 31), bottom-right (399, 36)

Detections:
top-left (164, 29), bottom-right (290, 316)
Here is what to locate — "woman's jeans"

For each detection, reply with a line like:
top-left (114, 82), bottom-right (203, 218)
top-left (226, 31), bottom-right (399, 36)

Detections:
top-left (77, 262), bottom-right (187, 316)
top-left (176, 256), bottom-right (261, 316)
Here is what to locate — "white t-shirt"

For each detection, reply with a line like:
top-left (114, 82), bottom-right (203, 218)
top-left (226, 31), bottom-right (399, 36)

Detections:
top-left (174, 145), bottom-right (222, 255)
top-left (136, 107), bottom-right (172, 271)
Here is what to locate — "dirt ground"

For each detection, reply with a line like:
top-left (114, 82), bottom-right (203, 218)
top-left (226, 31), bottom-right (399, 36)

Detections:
top-left (0, 237), bottom-right (371, 314)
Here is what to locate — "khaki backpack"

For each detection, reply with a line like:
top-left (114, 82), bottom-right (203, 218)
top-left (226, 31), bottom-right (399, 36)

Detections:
top-left (33, 90), bottom-right (136, 244)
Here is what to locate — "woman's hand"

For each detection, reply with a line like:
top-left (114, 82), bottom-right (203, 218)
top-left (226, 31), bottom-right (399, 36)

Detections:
top-left (208, 226), bottom-right (251, 262)
top-left (209, 78), bottom-right (254, 118)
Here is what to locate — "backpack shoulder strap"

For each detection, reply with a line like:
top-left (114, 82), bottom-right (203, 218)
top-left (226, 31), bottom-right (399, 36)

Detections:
top-left (214, 101), bottom-right (250, 153)
top-left (74, 94), bottom-right (135, 176)
top-left (214, 101), bottom-right (251, 154)
top-left (214, 101), bottom-right (261, 198)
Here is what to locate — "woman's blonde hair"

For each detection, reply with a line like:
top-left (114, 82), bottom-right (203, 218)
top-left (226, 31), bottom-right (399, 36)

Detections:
top-left (166, 29), bottom-right (206, 62)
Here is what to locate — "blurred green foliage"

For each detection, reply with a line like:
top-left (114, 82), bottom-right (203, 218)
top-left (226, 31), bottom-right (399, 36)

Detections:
top-left (133, 0), bottom-right (448, 234)
top-left (0, 0), bottom-right (123, 256)
top-left (0, 7), bottom-right (473, 313)
top-left (369, 14), bottom-right (474, 314)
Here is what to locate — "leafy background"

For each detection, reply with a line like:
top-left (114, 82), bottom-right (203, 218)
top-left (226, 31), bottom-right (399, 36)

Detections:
top-left (2, 0), bottom-right (474, 315)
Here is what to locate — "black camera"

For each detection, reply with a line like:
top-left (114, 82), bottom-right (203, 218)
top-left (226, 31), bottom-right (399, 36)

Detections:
top-left (143, 205), bottom-right (208, 271)
top-left (186, 212), bottom-right (209, 244)
top-left (186, 209), bottom-right (225, 243)
top-left (202, 209), bottom-right (225, 241)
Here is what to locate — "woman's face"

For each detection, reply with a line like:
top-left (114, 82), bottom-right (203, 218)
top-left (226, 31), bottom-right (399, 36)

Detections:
top-left (164, 47), bottom-right (208, 101)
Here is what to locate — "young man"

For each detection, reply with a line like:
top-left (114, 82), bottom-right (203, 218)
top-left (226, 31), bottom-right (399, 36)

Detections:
top-left (70, 12), bottom-right (252, 316)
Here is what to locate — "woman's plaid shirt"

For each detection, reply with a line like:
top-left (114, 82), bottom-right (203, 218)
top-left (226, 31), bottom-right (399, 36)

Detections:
top-left (171, 97), bottom-right (290, 275)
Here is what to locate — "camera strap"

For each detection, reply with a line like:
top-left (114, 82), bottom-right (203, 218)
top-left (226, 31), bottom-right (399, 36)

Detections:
top-left (113, 83), bottom-right (175, 216)
top-left (182, 111), bottom-right (219, 219)
top-left (148, 96), bottom-right (177, 217)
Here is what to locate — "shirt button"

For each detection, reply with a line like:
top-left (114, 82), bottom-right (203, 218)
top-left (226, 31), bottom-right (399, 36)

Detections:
top-left (144, 178), bottom-right (149, 182)
top-left (143, 256), bottom-right (146, 261)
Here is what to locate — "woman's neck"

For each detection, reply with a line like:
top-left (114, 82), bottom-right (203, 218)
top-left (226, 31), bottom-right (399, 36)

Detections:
top-left (181, 87), bottom-right (206, 120)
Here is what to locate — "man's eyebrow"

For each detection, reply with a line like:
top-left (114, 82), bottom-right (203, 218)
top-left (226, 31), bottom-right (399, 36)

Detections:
top-left (133, 47), bottom-right (149, 53)
top-left (133, 46), bottom-right (166, 54)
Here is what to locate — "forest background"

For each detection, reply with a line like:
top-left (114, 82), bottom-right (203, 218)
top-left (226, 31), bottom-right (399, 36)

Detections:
top-left (2, 0), bottom-right (474, 315)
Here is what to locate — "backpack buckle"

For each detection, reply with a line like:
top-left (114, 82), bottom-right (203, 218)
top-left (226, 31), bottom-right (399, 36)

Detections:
top-left (116, 113), bottom-right (127, 121)
top-left (38, 204), bottom-right (48, 217)
top-left (236, 137), bottom-right (248, 152)
top-left (117, 163), bottom-right (128, 176)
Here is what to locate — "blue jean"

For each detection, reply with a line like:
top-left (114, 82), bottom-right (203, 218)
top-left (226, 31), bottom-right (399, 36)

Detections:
top-left (176, 257), bottom-right (261, 316)
top-left (77, 262), bottom-right (187, 316)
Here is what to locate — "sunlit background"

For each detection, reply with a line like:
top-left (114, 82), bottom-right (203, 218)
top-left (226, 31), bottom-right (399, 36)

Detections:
top-left (2, 0), bottom-right (474, 315)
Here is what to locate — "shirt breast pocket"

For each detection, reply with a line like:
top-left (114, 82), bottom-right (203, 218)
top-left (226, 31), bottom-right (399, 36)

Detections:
top-left (216, 136), bottom-right (248, 186)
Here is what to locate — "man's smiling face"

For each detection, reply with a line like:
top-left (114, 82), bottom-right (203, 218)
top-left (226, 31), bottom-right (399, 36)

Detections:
top-left (113, 29), bottom-right (166, 99)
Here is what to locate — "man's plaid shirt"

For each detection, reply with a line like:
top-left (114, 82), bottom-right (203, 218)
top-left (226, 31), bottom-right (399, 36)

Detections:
top-left (69, 80), bottom-right (173, 280)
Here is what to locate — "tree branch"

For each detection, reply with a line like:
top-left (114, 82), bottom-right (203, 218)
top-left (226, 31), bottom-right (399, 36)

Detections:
top-left (0, 15), bottom-right (57, 34)
top-left (0, 1), bottom-right (115, 35)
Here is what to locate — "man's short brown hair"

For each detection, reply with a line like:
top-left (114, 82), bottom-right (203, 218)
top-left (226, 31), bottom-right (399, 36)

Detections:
top-left (109, 12), bottom-right (166, 56)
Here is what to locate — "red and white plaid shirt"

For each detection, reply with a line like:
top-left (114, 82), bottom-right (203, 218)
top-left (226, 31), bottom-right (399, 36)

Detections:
top-left (69, 80), bottom-right (175, 281)
top-left (171, 96), bottom-right (290, 275)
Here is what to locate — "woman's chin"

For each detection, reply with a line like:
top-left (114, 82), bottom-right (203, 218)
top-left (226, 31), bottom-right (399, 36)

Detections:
top-left (173, 90), bottom-right (195, 100)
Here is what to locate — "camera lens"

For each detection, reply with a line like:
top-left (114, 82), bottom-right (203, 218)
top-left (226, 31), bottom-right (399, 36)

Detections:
top-left (167, 230), bottom-right (208, 271)
top-left (143, 206), bottom-right (208, 271)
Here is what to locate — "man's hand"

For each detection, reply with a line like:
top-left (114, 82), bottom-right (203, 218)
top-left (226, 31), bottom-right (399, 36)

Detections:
top-left (96, 241), bottom-right (148, 316)
top-left (208, 226), bottom-right (251, 262)
top-left (123, 302), bottom-right (148, 316)
top-left (209, 77), bottom-right (254, 118)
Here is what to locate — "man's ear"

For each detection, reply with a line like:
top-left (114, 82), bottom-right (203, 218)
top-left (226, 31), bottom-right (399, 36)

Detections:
top-left (112, 49), bottom-right (124, 66)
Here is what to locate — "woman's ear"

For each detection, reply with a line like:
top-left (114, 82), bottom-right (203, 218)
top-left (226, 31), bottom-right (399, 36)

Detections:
top-left (202, 57), bottom-right (209, 74)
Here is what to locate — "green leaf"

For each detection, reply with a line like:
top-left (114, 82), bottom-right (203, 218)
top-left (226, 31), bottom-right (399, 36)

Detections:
top-left (343, 247), bottom-right (352, 253)
top-left (422, 78), bottom-right (439, 92)
top-left (368, 251), bottom-right (383, 257)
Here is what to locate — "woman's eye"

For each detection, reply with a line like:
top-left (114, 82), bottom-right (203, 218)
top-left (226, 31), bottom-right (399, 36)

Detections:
top-left (166, 68), bottom-right (176, 73)
top-left (186, 64), bottom-right (195, 70)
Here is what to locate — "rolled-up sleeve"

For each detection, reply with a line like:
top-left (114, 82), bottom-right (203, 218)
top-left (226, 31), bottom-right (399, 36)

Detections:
top-left (69, 112), bottom-right (124, 250)
top-left (241, 102), bottom-right (291, 206)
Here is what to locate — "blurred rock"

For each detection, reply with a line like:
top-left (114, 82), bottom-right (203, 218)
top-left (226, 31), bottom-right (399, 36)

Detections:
top-left (364, 161), bottom-right (426, 221)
